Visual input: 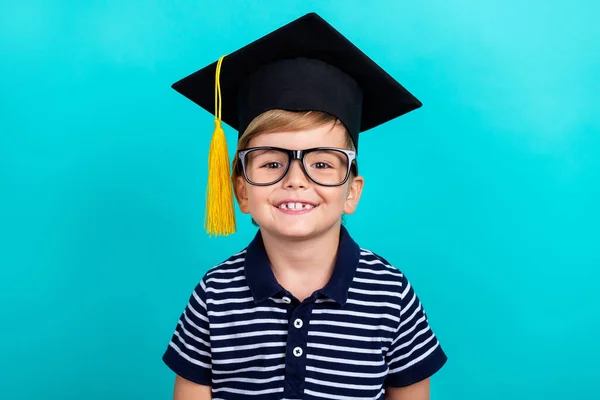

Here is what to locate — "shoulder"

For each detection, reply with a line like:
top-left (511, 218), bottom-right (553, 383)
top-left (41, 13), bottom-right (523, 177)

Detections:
top-left (355, 247), bottom-right (417, 308)
top-left (189, 248), bottom-right (248, 295)
top-left (356, 247), bottom-right (406, 283)
top-left (203, 248), bottom-right (248, 279)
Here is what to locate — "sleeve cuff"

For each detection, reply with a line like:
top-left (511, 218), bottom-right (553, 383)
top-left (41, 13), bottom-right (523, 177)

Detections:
top-left (162, 346), bottom-right (212, 386)
top-left (384, 345), bottom-right (447, 388)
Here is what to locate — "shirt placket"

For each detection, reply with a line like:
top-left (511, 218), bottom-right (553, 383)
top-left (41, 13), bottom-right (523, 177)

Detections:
top-left (282, 292), bottom-right (315, 399)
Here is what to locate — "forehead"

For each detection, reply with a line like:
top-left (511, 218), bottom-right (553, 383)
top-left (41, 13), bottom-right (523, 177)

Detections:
top-left (247, 122), bottom-right (349, 149)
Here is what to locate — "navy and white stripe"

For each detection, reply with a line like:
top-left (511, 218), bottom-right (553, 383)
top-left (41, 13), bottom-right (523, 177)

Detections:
top-left (163, 226), bottom-right (446, 399)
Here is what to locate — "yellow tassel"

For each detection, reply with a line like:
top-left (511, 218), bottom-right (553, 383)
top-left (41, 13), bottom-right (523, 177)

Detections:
top-left (205, 55), bottom-right (236, 236)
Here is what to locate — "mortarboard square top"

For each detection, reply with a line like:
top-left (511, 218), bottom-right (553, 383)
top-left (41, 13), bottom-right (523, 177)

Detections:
top-left (171, 12), bottom-right (421, 151)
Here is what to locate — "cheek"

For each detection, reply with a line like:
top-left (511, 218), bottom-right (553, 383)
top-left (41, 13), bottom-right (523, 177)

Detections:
top-left (318, 187), bottom-right (348, 205)
top-left (245, 186), bottom-right (273, 208)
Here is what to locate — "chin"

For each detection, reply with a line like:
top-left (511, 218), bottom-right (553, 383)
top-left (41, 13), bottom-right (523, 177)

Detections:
top-left (278, 226), bottom-right (320, 239)
top-left (251, 206), bottom-right (343, 239)
top-left (261, 223), bottom-right (316, 239)
top-left (257, 218), bottom-right (340, 241)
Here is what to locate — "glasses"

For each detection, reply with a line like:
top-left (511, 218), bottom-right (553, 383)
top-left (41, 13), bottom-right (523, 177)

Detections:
top-left (237, 146), bottom-right (357, 186)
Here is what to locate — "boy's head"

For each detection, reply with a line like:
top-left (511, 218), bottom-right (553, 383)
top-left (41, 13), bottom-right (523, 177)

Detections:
top-left (232, 109), bottom-right (364, 239)
top-left (171, 13), bottom-right (422, 236)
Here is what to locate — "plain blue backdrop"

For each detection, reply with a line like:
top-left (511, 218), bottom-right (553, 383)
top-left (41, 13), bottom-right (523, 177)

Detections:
top-left (1, 1), bottom-right (599, 399)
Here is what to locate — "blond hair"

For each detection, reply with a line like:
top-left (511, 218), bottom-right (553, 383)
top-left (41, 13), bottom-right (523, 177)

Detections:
top-left (231, 109), bottom-right (356, 183)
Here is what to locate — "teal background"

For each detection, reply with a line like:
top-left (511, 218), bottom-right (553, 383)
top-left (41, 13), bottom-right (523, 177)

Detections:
top-left (1, 0), bottom-right (598, 398)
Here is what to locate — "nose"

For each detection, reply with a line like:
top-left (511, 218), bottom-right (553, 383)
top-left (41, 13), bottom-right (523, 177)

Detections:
top-left (281, 159), bottom-right (309, 189)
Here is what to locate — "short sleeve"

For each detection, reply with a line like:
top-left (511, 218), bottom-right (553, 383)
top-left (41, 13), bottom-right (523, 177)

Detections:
top-left (384, 273), bottom-right (447, 387)
top-left (162, 278), bottom-right (212, 385)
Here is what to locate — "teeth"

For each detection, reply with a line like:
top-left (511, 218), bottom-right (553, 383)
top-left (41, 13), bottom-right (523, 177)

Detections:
top-left (278, 202), bottom-right (315, 210)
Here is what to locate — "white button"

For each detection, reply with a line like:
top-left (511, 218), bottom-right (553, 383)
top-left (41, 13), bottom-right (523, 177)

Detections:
top-left (282, 296), bottom-right (291, 304)
top-left (293, 347), bottom-right (303, 357)
top-left (293, 319), bottom-right (303, 329)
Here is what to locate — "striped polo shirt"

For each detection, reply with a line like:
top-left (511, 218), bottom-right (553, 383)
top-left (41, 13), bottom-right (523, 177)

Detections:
top-left (163, 226), bottom-right (447, 399)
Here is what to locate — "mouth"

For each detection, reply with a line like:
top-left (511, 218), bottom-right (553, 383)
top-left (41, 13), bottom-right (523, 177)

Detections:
top-left (274, 200), bottom-right (318, 212)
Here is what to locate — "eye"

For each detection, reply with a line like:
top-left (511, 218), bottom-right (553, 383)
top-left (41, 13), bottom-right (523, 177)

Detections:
top-left (312, 161), bottom-right (333, 169)
top-left (261, 162), bottom-right (283, 169)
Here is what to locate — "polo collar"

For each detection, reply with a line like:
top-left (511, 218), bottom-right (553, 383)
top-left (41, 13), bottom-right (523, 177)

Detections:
top-left (244, 226), bottom-right (360, 305)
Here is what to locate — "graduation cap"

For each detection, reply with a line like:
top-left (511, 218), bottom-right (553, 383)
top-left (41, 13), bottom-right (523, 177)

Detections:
top-left (172, 12), bottom-right (422, 236)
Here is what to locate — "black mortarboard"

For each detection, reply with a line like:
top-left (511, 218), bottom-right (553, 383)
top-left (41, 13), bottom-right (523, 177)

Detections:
top-left (172, 12), bottom-right (421, 236)
top-left (172, 12), bottom-right (421, 150)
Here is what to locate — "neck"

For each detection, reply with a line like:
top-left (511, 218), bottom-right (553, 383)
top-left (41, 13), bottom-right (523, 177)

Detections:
top-left (260, 224), bottom-right (342, 301)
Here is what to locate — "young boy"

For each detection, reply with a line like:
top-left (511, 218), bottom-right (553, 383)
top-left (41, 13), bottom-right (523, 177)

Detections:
top-left (163, 13), bottom-right (447, 400)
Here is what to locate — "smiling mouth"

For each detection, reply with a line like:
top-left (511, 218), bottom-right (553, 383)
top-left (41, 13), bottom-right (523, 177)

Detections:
top-left (275, 202), bottom-right (317, 211)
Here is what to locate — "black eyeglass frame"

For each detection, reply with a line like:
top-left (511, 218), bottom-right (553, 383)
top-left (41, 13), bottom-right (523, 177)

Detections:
top-left (237, 146), bottom-right (357, 187)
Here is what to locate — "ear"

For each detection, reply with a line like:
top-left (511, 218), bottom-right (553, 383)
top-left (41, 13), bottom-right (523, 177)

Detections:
top-left (343, 175), bottom-right (364, 215)
top-left (234, 176), bottom-right (251, 214)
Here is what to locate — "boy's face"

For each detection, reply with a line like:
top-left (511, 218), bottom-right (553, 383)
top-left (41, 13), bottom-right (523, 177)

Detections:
top-left (235, 123), bottom-right (364, 240)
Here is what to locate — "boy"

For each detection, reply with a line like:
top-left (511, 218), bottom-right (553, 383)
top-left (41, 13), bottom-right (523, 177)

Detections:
top-left (163, 12), bottom-right (447, 400)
